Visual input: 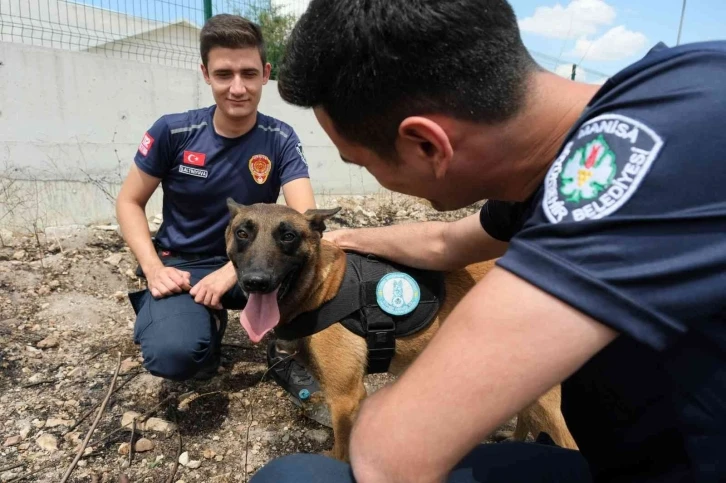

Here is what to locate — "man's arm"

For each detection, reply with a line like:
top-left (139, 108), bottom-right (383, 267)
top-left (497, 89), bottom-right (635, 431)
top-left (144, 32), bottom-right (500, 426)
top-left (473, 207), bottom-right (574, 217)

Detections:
top-left (282, 177), bottom-right (317, 213)
top-left (116, 164), bottom-right (191, 297)
top-left (324, 212), bottom-right (508, 271)
top-left (349, 266), bottom-right (618, 483)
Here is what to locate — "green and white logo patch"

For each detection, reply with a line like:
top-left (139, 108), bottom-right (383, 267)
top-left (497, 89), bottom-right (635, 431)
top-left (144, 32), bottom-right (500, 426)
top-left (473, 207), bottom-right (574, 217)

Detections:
top-left (543, 114), bottom-right (664, 223)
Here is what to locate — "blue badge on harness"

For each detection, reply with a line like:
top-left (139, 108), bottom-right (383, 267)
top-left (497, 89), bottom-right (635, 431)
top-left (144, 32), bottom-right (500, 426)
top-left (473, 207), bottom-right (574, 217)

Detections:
top-left (376, 272), bottom-right (421, 316)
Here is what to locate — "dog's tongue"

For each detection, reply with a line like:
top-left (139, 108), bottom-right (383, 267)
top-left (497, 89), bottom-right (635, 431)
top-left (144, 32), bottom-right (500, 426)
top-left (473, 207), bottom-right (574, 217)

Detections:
top-left (240, 288), bottom-right (280, 343)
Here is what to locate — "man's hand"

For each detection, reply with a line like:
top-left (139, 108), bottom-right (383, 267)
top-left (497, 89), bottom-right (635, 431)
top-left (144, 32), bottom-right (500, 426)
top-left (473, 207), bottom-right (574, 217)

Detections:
top-left (322, 229), bottom-right (345, 247)
top-left (146, 265), bottom-right (192, 298)
top-left (189, 262), bottom-right (237, 310)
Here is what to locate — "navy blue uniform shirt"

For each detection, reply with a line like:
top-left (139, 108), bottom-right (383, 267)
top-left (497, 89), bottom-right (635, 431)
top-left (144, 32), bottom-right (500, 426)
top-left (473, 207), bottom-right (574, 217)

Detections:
top-left (481, 41), bottom-right (726, 482)
top-left (134, 105), bottom-right (310, 256)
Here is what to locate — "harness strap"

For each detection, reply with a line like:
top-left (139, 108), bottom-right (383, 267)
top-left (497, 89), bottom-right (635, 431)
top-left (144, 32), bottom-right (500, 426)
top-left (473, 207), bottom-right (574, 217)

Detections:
top-left (274, 252), bottom-right (444, 374)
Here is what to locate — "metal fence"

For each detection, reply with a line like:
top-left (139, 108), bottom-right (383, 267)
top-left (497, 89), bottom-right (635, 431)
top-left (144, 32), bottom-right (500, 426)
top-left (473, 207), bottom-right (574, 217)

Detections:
top-left (0, 0), bottom-right (308, 70)
top-left (0, 0), bottom-right (609, 81)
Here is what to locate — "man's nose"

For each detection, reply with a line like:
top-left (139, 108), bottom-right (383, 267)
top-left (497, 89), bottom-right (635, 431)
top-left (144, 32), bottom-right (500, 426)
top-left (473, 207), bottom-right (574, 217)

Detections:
top-left (230, 75), bottom-right (247, 96)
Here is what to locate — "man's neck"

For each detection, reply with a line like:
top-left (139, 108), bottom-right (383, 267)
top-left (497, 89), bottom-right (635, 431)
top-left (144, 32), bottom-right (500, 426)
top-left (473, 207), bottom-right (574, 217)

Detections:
top-left (506, 72), bottom-right (602, 200)
top-left (213, 107), bottom-right (258, 138)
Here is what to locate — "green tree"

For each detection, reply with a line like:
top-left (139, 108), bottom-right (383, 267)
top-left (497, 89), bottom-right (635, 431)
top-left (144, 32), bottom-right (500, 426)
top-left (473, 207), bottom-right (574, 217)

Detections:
top-left (248, 3), bottom-right (297, 80)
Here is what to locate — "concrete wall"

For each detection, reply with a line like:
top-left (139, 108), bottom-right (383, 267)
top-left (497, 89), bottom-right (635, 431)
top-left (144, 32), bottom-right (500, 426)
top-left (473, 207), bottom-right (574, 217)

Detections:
top-left (0, 42), bottom-right (382, 232)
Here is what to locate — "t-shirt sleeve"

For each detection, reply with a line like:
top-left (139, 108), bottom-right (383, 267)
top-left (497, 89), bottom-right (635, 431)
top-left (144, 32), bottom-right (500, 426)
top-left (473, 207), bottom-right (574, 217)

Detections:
top-left (134, 116), bottom-right (174, 178)
top-left (495, 54), bottom-right (726, 352)
top-left (277, 128), bottom-right (311, 185)
top-left (479, 200), bottom-right (530, 242)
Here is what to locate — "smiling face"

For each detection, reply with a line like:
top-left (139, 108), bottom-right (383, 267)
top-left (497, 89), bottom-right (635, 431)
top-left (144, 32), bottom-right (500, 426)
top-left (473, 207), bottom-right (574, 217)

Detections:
top-left (202, 46), bottom-right (271, 123)
top-left (225, 200), bottom-right (340, 343)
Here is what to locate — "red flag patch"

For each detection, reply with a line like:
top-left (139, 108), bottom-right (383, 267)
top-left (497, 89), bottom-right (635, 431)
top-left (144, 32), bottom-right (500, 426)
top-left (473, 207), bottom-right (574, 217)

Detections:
top-left (138, 132), bottom-right (154, 157)
top-left (183, 151), bottom-right (206, 167)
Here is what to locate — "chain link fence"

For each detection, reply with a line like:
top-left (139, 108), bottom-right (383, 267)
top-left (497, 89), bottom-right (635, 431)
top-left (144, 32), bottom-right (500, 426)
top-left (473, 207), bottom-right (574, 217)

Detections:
top-left (1, 0), bottom-right (609, 80)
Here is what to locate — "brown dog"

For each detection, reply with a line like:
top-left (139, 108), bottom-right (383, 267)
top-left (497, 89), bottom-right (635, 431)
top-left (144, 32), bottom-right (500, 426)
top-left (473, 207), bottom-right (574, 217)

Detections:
top-left (225, 200), bottom-right (577, 461)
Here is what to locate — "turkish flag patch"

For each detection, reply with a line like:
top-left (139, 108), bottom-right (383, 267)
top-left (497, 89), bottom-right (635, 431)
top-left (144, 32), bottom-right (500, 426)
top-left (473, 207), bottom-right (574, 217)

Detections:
top-left (183, 151), bottom-right (206, 167)
top-left (138, 132), bottom-right (154, 156)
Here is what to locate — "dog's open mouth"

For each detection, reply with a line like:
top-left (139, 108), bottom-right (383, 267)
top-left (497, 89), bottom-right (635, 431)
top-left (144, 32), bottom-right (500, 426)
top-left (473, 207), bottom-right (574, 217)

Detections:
top-left (239, 271), bottom-right (296, 344)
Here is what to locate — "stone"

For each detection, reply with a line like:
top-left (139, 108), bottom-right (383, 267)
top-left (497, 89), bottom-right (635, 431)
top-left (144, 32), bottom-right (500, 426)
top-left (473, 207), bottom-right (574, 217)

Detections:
top-left (305, 429), bottom-right (330, 445)
top-left (178, 451), bottom-right (190, 467)
top-left (119, 358), bottom-right (140, 374)
top-left (37, 336), bottom-right (59, 349)
top-left (36, 433), bottom-right (58, 452)
top-left (203, 449), bottom-right (216, 459)
top-left (45, 418), bottom-right (74, 428)
top-left (134, 438), bottom-right (154, 452)
top-left (3, 435), bottom-right (21, 447)
top-left (121, 412), bottom-right (176, 433)
top-left (104, 253), bottom-right (123, 266)
top-left (118, 442), bottom-right (131, 455)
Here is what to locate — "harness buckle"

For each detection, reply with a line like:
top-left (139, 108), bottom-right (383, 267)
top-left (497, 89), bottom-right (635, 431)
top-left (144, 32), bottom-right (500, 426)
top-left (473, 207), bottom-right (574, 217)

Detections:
top-left (366, 327), bottom-right (395, 373)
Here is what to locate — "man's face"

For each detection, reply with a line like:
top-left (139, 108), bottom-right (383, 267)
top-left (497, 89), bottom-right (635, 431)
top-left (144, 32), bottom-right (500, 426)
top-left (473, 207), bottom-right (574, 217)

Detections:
top-left (202, 47), bottom-right (271, 121)
top-left (314, 108), bottom-right (481, 211)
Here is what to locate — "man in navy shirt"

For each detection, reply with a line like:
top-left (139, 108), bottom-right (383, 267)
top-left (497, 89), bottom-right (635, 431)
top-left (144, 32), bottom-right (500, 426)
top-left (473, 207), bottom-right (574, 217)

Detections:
top-left (116, 14), bottom-right (319, 385)
top-left (248, 0), bottom-right (726, 482)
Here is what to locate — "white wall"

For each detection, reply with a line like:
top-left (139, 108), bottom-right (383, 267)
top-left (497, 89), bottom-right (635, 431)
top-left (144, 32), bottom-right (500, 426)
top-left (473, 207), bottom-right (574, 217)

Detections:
top-left (0, 42), bottom-right (382, 231)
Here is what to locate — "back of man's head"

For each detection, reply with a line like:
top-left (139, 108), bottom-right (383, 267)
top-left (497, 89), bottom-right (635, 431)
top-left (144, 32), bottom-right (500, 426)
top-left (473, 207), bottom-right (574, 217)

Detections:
top-left (278, 0), bottom-right (539, 157)
top-left (200, 13), bottom-right (266, 67)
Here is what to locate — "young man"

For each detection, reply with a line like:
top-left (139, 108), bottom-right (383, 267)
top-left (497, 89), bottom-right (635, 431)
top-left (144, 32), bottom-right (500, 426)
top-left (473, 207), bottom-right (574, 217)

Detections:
top-left (250, 0), bottom-right (726, 482)
top-left (116, 14), bottom-right (320, 390)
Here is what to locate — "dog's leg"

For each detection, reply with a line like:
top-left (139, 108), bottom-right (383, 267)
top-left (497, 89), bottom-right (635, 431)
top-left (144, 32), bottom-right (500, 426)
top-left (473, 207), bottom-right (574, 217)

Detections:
top-left (516, 386), bottom-right (578, 450)
top-left (306, 324), bottom-right (368, 461)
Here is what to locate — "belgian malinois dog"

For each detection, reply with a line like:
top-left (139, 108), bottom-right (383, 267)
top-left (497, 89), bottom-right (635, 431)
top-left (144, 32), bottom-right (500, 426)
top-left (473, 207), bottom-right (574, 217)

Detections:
top-left (225, 200), bottom-right (577, 461)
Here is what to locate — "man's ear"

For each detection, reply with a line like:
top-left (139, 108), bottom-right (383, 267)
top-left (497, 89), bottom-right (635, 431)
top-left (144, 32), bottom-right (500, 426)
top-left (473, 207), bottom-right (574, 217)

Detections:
top-left (201, 63), bottom-right (211, 85)
top-left (397, 117), bottom-right (454, 179)
top-left (304, 207), bottom-right (342, 234)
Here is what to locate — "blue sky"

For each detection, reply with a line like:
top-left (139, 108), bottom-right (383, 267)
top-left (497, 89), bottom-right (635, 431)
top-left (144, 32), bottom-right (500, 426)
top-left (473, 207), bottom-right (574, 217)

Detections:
top-left (511, 0), bottom-right (725, 82)
top-left (78, 0), bottom-right (725, 82)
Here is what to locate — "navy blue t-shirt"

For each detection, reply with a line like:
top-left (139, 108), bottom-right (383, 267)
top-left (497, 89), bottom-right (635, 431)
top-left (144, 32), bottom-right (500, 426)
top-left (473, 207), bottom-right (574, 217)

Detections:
top-left (134, 105), bottom-right (310, 256)
top-left (481, 41), bottom-right (726, 482)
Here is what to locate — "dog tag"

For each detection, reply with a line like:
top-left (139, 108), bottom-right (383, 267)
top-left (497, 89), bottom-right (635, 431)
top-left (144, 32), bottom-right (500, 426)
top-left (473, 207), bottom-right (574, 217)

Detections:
top-left (376, 272), bottom-right (421, 316)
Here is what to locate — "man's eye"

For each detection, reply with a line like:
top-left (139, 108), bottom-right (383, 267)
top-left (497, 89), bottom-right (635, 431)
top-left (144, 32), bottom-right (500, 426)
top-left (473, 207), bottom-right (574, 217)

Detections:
top-left (281, 233), bottom-right (296, 242)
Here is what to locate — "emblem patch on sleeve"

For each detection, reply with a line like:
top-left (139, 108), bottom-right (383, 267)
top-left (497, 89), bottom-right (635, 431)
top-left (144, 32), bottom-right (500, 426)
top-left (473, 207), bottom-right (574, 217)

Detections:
top-left (542, 113), bottom-right (664, 223)
top-left (138, 132), bottom-right (154, 157)
top-left (295, 142), bottom-right (308, 166)
top-left (249, 154), bottom-right (272, 184)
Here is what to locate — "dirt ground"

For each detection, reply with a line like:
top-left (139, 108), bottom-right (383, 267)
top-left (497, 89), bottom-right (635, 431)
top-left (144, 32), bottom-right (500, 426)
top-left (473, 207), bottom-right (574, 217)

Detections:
top-left (0, 193), bottom-right (514, 482)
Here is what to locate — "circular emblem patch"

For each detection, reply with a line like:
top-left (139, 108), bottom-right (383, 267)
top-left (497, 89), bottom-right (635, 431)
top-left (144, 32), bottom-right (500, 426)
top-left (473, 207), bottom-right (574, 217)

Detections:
top-left (249, 154), bottom-right (272, 185)
top-left (376, 272), bottom-right (421, 316)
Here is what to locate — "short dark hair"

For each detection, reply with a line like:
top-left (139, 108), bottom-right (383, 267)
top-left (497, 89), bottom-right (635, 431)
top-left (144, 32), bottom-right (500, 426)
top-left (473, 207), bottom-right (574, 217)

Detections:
top-left (200, 14), bottom-right (267, 67)
top-left (278, 0), bottom-right (539, 156)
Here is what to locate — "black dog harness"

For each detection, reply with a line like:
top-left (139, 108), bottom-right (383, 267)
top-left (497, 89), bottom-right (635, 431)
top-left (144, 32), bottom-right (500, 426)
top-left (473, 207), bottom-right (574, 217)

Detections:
top-left (274, 253), bottom-right (446, 373)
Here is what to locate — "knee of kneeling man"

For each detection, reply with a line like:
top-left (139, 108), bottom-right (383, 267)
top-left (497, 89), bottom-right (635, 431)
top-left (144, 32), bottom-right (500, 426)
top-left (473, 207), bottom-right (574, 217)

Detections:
top-left (141, 339), bottom-right (211, 381)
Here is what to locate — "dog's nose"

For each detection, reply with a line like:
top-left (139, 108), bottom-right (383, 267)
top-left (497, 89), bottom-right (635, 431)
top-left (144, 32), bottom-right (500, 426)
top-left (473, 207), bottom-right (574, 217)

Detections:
top-left (242, 273), bottom-right (272, 293)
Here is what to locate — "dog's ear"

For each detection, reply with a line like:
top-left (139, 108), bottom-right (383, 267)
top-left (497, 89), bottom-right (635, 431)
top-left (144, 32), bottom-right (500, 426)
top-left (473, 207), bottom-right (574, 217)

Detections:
top-left (304, 207), bottom-right (342, 234)
top-left (227, 197), bottom-right (244, 216)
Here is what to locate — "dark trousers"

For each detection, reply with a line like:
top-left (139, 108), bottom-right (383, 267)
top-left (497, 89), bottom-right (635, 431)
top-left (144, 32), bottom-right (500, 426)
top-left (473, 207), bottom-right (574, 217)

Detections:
top-left (249, 441), bottom-right (592, 483)
top-left (128, 253), bottom-right (246, 381)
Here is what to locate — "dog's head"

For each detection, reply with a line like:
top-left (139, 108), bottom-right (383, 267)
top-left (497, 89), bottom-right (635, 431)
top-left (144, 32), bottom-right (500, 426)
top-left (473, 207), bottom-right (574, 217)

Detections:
top-left (225, 199), bottom-right (341, 343)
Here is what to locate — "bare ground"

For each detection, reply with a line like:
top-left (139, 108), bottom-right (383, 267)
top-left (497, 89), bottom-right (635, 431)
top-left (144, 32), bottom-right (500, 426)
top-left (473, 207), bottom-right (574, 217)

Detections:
top-left (0, 194), bottom-right (514, 482)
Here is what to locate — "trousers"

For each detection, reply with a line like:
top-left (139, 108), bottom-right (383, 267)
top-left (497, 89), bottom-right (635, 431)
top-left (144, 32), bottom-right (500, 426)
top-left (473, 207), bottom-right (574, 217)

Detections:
top-left (128, 252), bottom-right (246, 380)
top-left (249, 441), bottom-right (592, 483)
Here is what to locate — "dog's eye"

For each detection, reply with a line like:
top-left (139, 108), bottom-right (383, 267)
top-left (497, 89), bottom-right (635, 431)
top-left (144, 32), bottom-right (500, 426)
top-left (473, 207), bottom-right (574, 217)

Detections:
top-left (281, 232), bottom-right (296, 242)
top-left (236, 230), bottom-right (249, 240)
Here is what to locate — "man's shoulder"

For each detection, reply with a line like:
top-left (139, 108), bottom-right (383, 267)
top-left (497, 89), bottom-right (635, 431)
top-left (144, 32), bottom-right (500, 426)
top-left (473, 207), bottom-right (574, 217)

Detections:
top-left (255, 112), bottom-right (297, 141)
top-left (155, 106), bottom-right (213, 133)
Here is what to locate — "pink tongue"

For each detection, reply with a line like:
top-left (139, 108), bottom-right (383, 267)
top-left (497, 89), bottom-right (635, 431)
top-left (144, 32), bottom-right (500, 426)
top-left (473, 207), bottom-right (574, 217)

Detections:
top-left (240, 287), bottom-right (281, 343)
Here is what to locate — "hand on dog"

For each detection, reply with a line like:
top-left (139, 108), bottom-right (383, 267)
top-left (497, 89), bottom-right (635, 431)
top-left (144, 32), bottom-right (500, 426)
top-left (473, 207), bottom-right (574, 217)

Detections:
top-left (147, 266), bottom-right (192, 298)
top-left (322, 229), bottom-right (344, 247)
top-left (189, 262), bottom-right (237, 310)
